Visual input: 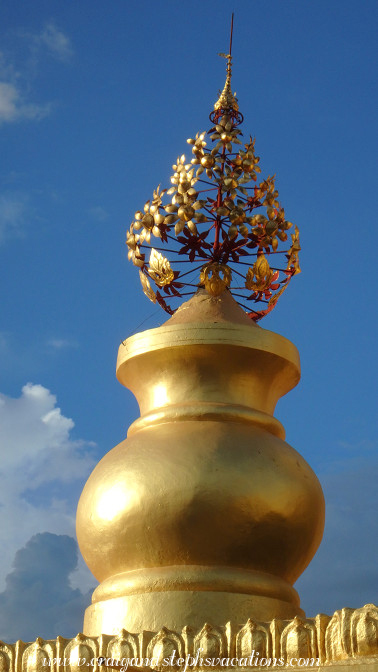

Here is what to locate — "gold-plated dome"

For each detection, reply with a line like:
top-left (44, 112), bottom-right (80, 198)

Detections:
top-left (77, 291), bottom-right (324, 635)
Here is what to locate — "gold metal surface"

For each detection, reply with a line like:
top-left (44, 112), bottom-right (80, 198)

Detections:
top-left (76, 291), bottom-right (325, 635)
top-left (147, 249), bottom-right (174, 287)
top-left (3, 604), bottom-right (378, 670)
top-left (199, 263), bottom-right (232, 296)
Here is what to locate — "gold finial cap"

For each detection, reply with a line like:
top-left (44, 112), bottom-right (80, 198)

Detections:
top-left (214, 53), bottom-right (239, 113)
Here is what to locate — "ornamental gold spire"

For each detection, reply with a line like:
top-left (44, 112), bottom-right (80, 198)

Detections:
top-left (126, 17), bottom-right (300, 320)
top-left (213, 14), bottom-right (240, 120)
top-left (214, 52), bottom-right (238, 111)
top-left (213, 53), bottom-right (239, 116)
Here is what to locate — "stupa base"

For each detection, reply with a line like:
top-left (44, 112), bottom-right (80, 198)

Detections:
top-left (6, 604), bottom-right (378, 671)
top-left (83, 585), bottom-right (303, 636)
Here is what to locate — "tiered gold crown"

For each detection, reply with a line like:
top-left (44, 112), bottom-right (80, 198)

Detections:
top-left (126, 49), bottom-right (300, 321)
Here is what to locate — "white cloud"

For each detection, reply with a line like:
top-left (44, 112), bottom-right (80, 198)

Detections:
top-left (0, 81), bottom-right (49, 124)
top-left (0, 22), bottom-right (72, 127)
top-left (88, 206), bottom-right (110, 222)
top-left (0, 81), bottom-right (19, 122)
top-left (0, 384), bottom-right (96, 591)
top-left (46, 338), bottom-right (78, 351)
top-left (0, 193), bottom-right (28, 242)
top-left (37, 22), bottom-right (73, 63)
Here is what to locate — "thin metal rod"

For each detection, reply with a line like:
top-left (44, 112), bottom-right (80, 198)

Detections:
top-left (178, 264), bottom-right (204, 279)
top-left (229, 13), bottom-right (234, 57)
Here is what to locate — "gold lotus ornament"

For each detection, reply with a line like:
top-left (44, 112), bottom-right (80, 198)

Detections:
top-left (147, 249), bottom-right (175, 287)
top-left (139, 270), bottom-right (156, 303)
top-left (200, 263), bottom-right (232, 296)
top-left (128, 244), bottom-right (145, 268)
top-left (246, 255), bottom-right (274, 292)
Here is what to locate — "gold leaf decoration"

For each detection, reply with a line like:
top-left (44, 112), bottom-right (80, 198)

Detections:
top-left (245, 255), bottom-right (274, 292)
top-left (287, 225), bottom-right (301, 274)
top-left (147, 249), bottom-right (174, 287)
top-left (200, 263), bottom-right (232, 297)
top-left (139, 270), bottom-right (156, 303)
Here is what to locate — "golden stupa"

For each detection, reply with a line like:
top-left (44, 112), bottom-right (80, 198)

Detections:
top-left (3, 20), bottom-right (377, 672)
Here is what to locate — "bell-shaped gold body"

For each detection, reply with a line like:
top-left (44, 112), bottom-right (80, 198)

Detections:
top-left (76, 291), bottom-right (325, 635)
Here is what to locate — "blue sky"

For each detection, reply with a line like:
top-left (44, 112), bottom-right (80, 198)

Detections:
top-left (0, 0), bottom-right (377, 642)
